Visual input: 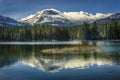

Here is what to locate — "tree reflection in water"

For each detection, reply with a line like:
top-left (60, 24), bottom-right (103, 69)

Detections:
top-left (0, 43), bottom-right (120, 72)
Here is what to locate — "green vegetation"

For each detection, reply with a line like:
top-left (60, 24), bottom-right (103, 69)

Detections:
top-left (0, 20), bottom-right (120, 41)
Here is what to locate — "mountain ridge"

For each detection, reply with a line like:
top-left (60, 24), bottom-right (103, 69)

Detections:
top-left (0, 15), bottom-right (23, 26)
top-left (1, 9), bottom-right (120, 26)
top-left (96, 13), bottom-right (120, 23)
top-left (20, 8), bottom-right (112, 26)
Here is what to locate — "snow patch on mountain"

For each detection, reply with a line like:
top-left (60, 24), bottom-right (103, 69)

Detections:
top-left (21, 15), bottom-right (35, 21)
top-left (63, 11), bottom-right (112, 22)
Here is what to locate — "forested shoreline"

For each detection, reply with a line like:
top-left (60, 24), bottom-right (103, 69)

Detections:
top-left (0, 20), bottom-right (120, 41)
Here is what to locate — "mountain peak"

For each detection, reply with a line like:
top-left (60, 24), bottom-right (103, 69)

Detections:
top-left (40, 8), bottom-right (61, 14)
top-left (20, 9), bottom-right (62, 23)
top-left (38, 8), bottom-right (62, 16)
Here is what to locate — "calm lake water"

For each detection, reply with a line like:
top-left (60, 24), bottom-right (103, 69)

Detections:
top-left (0, 41), bottom-right (120, 80)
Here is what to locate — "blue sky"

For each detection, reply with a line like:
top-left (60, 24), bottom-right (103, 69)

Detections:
top-left (0, 0), bottom-right (120, 20)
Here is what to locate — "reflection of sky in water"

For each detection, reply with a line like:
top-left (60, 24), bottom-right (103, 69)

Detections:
top-left (96, 42), bottom-right (120, 53)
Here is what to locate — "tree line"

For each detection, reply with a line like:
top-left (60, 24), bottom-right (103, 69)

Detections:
top-left (0, 20), bottom-right (120, 41)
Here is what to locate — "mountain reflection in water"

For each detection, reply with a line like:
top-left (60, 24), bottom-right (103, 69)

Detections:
top-left (0, 42), bottom-right (120, 72)
top-left (0, 42), bottom-right (120, 80)
top-left (21, 53), bottom-right (114, 72)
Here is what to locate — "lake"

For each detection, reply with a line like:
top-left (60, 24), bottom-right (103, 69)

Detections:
top-left (0, 41), bottom-right (120, 80)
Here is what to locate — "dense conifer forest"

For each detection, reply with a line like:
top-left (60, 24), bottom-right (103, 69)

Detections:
top-left (0, 20), bottom-right (120, 41)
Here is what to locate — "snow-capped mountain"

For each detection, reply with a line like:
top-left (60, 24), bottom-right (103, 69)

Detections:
top-left (0, 15), bottom-right (23, 26)
top-left (20, 9), bottom-right (112, 26)
top-left (20, 9), bottom-right (75, 26)
top-left (96, 13), bottom-right (120, 23)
